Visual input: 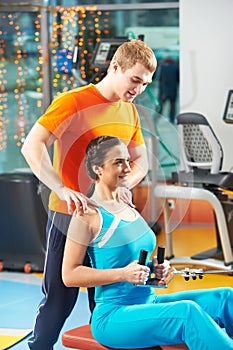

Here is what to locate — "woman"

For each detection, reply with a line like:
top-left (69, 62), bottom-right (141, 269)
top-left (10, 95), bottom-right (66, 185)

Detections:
top-left (62, 136), bottom-right (233, 350)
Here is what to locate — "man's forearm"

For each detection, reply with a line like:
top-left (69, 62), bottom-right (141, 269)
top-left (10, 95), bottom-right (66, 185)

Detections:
top-left (21, 142), bottom-right (64, 197)
top-left (127, 144), bottom-right (149, 189)
top-left (127, 159), bottom-right (148, 189)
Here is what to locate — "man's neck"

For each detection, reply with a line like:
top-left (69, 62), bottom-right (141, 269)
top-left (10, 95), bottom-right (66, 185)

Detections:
top-left (95, 76), bottom-right (120, 102)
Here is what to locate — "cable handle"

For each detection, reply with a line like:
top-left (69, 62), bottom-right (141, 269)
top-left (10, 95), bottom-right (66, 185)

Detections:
top-left (157, 245), bottom-right (165, 264)
top-left (138, 249), bottom-right (148, 265)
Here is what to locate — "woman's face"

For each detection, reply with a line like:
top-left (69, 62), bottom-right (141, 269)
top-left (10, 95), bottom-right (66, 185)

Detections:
top-left (98, 143), bottom-right (131, 189)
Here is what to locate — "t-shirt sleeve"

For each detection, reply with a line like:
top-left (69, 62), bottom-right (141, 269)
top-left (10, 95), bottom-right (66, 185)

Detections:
top-left (129, 103), bottom-right (145, 147)
top-left (37, 92), bottom-right (78, 139)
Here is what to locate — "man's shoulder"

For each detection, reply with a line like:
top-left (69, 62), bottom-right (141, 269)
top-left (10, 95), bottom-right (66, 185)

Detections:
top-left (53, 84), bottom-right (91, 99)
top-left (66, 84), bottom-right (104, 105)
top-left (63, 84), bottom-right (93, 99)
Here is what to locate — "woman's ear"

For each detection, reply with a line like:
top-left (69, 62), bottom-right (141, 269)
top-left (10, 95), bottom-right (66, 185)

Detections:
top-left (92, 165), bottom-right (101, 176)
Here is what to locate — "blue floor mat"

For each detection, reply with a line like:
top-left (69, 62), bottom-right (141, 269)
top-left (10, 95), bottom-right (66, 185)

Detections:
top-left (0, 274), bottom-right (90, 349)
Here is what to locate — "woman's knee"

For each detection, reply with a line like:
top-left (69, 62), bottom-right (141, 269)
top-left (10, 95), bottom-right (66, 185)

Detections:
top-left (221, 287), bottom-right (233, 296)
top-left (213, 287), bottom-right (233, 304)
top-left (177, 300), bottom-right (203, 320)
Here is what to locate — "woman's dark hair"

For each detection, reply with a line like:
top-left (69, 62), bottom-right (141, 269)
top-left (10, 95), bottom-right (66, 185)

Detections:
top-left (85, 136), bottom-right (122, 180)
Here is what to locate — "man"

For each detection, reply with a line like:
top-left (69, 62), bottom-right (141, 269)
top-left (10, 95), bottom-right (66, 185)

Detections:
top-left (158, 56), bottom-right (179, 124)
top-left (22, 39), bottom-right (157, 350)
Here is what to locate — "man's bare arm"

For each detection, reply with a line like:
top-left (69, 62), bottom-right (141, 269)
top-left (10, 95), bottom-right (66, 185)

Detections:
top-left (21, 123), bottom-right (96, 214)
top-left (21, 123), bottom-right (63, 195)
top-left (116, 144), bottom-right (148, 207)
top-left (127, 144), bottom-right (149, 189)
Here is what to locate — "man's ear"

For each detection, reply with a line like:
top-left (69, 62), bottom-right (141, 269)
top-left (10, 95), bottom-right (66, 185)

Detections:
top-left (111, 60), bottom-right (119, 72)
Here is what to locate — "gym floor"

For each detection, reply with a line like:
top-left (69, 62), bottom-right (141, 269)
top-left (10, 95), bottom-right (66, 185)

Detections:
top-left (1, 223), bottom-right (233, 350)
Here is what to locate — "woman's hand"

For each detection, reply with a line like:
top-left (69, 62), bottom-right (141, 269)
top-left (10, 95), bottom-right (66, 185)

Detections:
top-left (152, 258), bottom-right (174, 286)
top-left (122, 261), bottom-right (150, 285)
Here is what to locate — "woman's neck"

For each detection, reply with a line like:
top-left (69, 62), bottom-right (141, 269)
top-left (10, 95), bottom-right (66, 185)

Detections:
top-left (91, 187), bottom-right (126, 213)
top-left (92, 186), bottom-right (118, 203)
top-left (92, 187), bottom-right (137, 220)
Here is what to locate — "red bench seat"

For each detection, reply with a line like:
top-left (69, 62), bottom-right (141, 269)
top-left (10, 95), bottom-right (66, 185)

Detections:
top-left (62, 324), bottom-right (188, 350)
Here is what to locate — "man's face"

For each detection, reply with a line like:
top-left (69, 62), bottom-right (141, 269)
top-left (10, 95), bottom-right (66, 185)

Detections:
top-left (113, 62), bottom-right (154, 102)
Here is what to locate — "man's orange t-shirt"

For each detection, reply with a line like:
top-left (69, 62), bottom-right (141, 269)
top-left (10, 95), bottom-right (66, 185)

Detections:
top-left (37, 84), bottom-right (145, 214)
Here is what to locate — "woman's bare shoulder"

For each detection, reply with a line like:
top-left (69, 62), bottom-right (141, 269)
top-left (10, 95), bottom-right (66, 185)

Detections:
top-left (74, 205), bottom-right (100, 230)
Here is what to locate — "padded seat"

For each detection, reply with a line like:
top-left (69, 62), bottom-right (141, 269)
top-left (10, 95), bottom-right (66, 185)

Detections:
top-left (62, 324), bottom-right (188, 350)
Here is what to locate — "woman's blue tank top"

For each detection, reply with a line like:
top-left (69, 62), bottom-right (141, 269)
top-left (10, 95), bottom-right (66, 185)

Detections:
top-left (87, 206), bottom-right (156, 305)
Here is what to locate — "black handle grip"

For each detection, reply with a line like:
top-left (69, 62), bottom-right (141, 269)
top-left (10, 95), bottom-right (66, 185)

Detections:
top-left (157, 246), bottom-right (165, 264)
top-left (138, 249), bottom-right (148, 265)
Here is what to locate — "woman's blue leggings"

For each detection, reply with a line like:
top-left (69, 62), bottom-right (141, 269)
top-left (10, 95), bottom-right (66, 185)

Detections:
top-left (92, 287), bottom-right (233, 350)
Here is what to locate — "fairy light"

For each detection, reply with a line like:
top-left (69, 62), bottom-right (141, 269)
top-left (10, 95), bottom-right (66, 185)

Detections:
top-left (50, 7), bottom-right (81, 94)
top-left (34, 13), bottom-right (43, 111)
top-left (2, 11), bottom-right (42, 149)
top-left (103, 11), bottom-right (110, 36)
top-left (0, 4), bottom-right (112, 159)
top-left (11, 13), bottom-right (29, 148)
top-left (49, 5), bottom-right (110, 90)
top-left (0, 23), bottom-right (9, 151)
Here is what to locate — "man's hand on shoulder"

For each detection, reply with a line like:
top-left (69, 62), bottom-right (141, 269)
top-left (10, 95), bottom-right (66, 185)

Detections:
top-left (60, 186), bottom-right (98, 215)
top-left (117, 187), bottom-right (135, 208)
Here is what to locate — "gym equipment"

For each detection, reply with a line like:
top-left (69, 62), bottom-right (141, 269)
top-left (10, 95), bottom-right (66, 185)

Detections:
top-left (0, 172), bottom-right (47, 272)
top-left (89, 37), bottom-right (128, 83)
top-left (138, 248), bottom-right (149, 265)
top-left (140, 246), bottom-right (233, 287)
top-left (91, 37), bottom-right (128, 71)
top-left (223, 89), bottom-right (233, 123)
top-left (155, 112), bottom-right (233, 269)
top-left (62, 324), bottom-right (188, 350)
top-left (145, 266), bottom-right (233, 287)
top-left (171, 266), bottom-right (233, 281)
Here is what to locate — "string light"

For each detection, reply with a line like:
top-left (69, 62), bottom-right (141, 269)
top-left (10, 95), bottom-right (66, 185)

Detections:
top-left (12, 14), bottom-right (30, 147)
top-left (0, 6), bottom-right (110, 153)
top-left (35, 13), bottom-right (43, 110)
top-left (50, 6), bottom-right (110, 90)
top-left (0, 15), bottom-right (10, 151)
top-left (0, 27), bottom-right (8, 151)
top-left (0, 12), bottom-right (43, 150)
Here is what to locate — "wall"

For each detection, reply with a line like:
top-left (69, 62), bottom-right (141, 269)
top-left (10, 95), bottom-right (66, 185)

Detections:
top-left (180, 0), bottom-right (233, 171)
